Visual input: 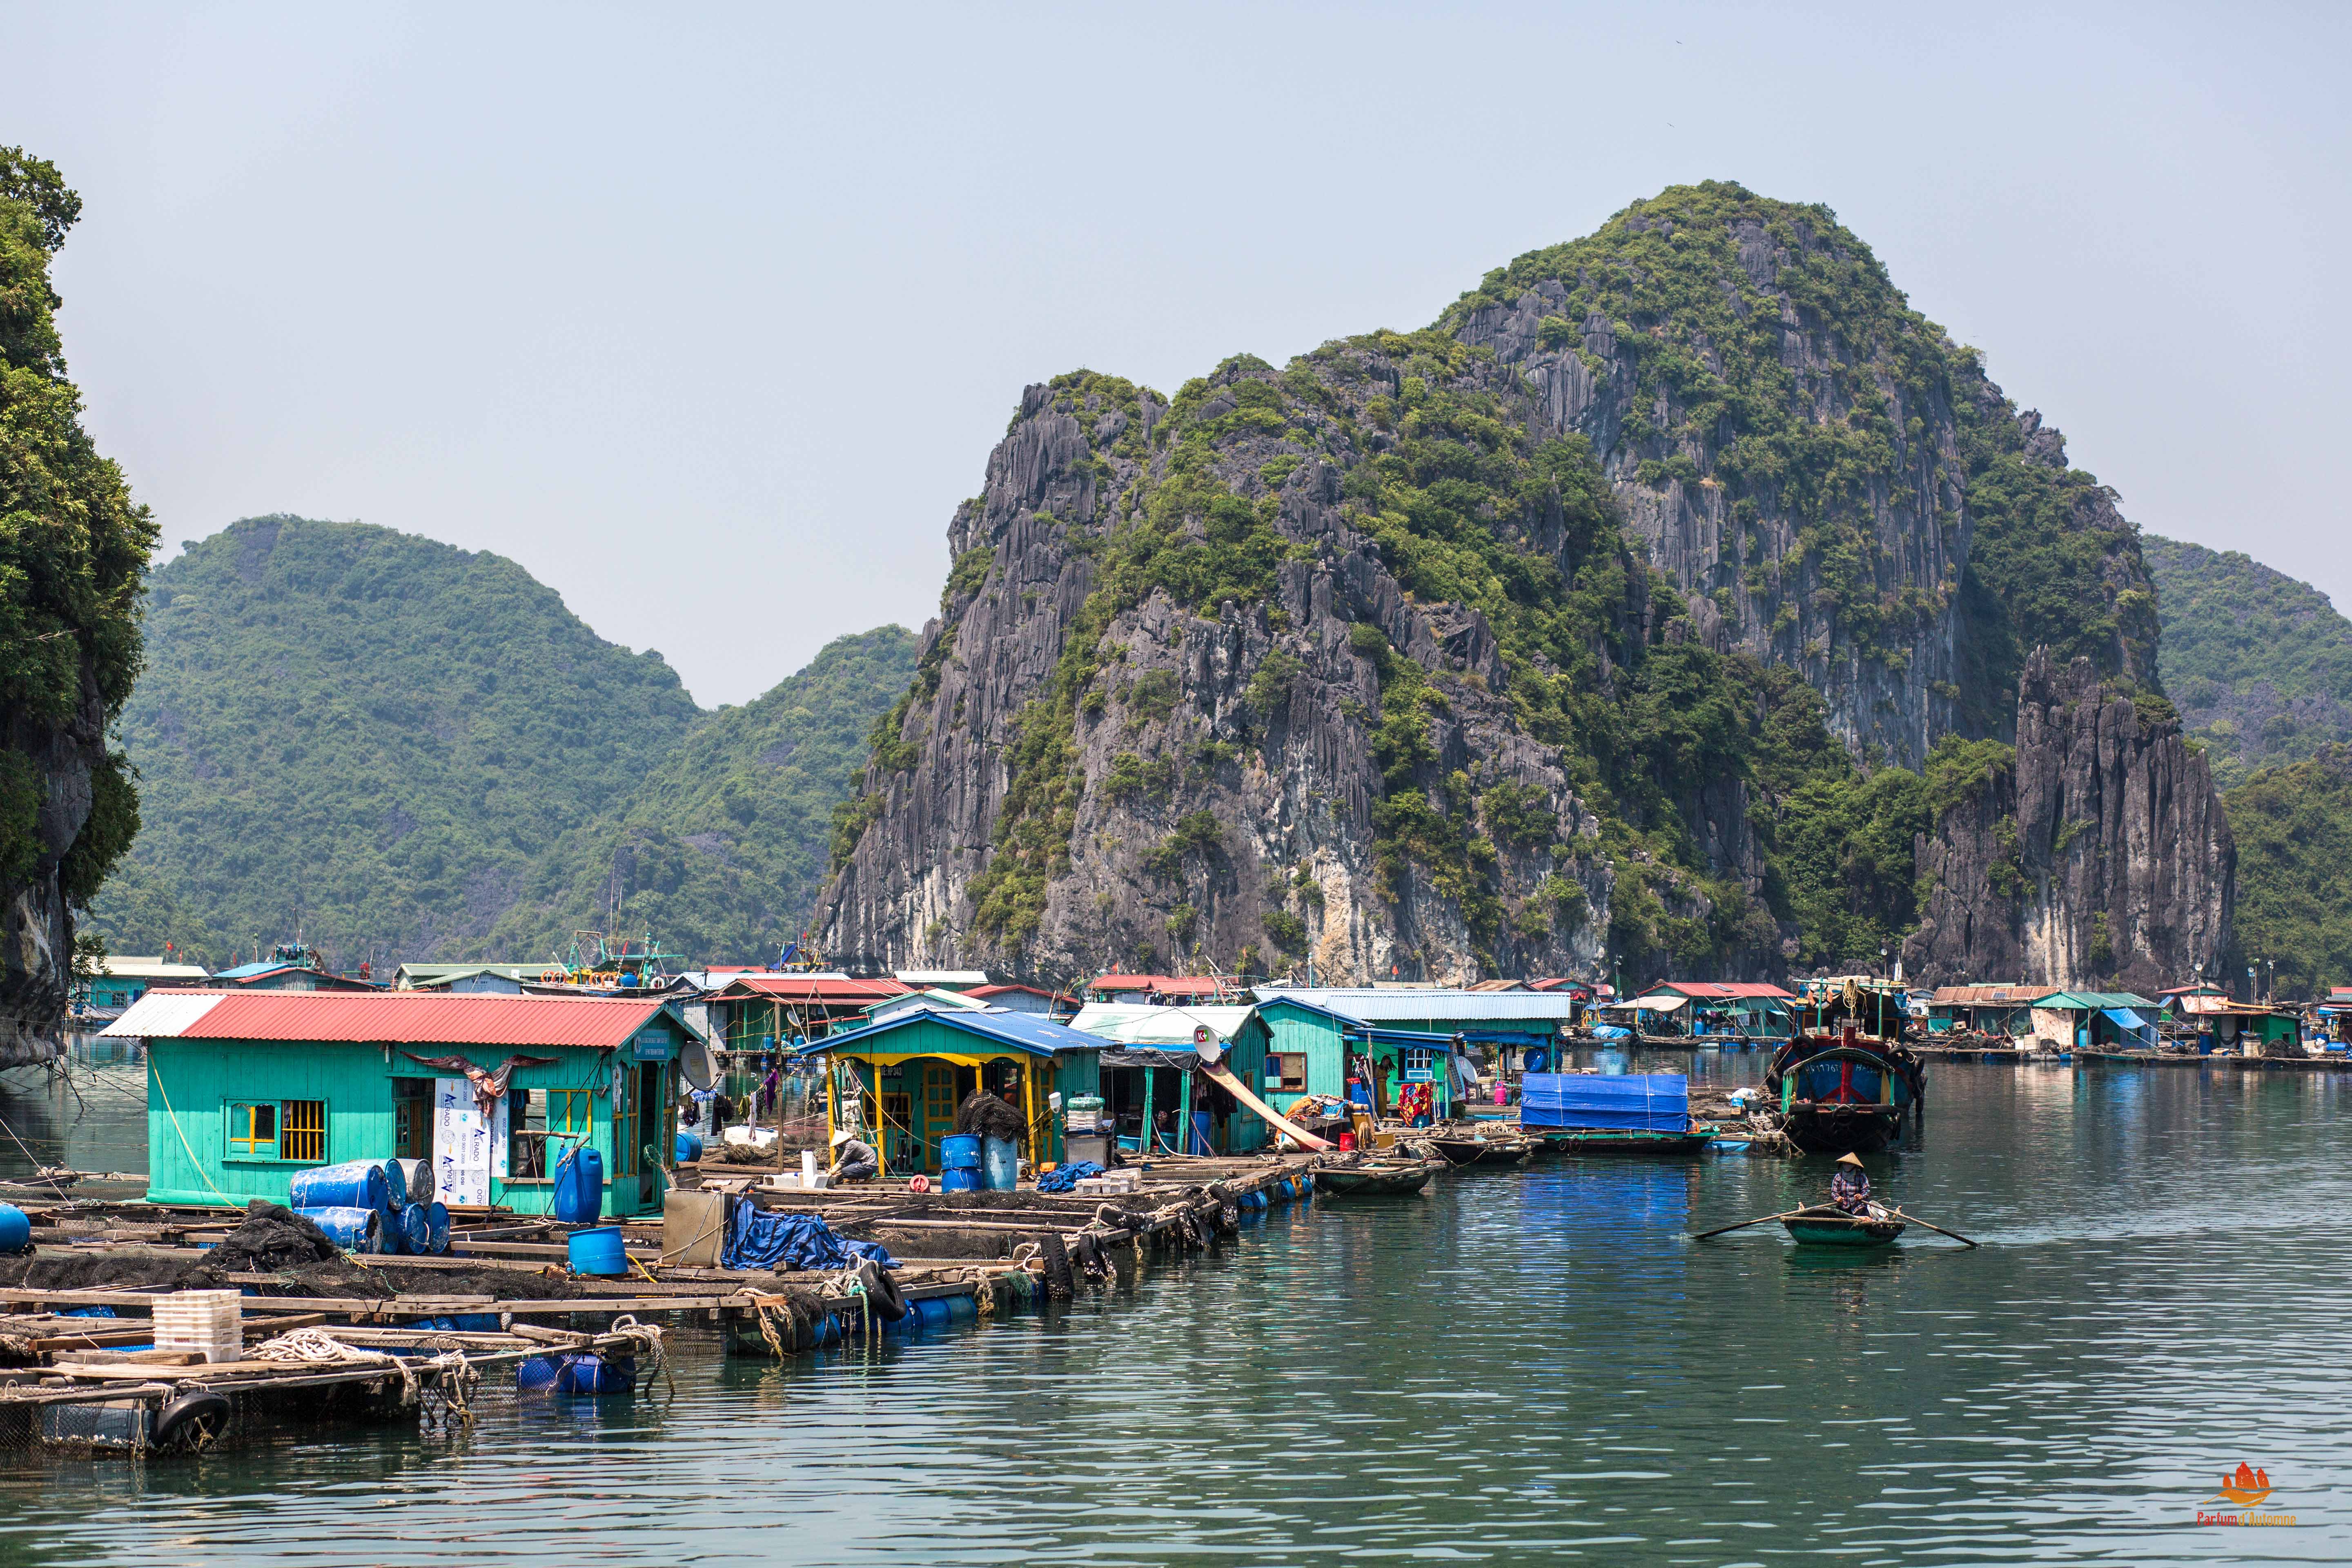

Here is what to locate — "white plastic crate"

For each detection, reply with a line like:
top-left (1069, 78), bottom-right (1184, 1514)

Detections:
top-left (151, 1289), bottom-right (243, 1363)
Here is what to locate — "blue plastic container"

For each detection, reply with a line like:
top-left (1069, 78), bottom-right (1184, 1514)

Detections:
top-left (398, 1202), bottom-right (431, 1254)
top-left (674, 1130), bottom-right (705, 1164)
top-left (551, 1145), bottom-right (604, 1225)
top-left (425, 1201), bottom-right (451, 1256)
top-left (452, 1312), bottom-right (500, 1332)
top-left (939, 1167), bottom-right (981, 1192)
top-left (910, 1298), bottom-right (951, 1332)
top-left (938, 1293), bottom-right (976, 1325)
top-left (0, 1203), bottom-right (29, 1254)
top-left (555, 1353), bottom-right (635, 1394)
top-left (568, 1225), bottom-right (627, 1275)
top-left (939, 1134), bottom-right (982, 1170)
top-left (380, 1157), bottom-right (407, 1208)
top-left (298, 1205), bottom-right (381, 1253)
top-left (290, 1161), bottom-right (390, 1213)
top-left (982, 1135), bottom-right (1018, 1192)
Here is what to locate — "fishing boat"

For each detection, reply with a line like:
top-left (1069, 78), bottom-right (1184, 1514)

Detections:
top-left (1412, 1131), bottom-right (1534, 1167)
top-left (1764, 986), bottom-right (1926, 1154)
top-left (1312, 1161), bottom-right (1439, 1196)
top-left (1780, 1203), bottom-right (1906, 1247)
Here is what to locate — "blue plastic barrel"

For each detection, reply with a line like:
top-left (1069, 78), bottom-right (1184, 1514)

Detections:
top-left (515, 1354), bottom-right (561, 1390)
top-left (298, 1205), bottom-right (381, 1253)
top-left (381, 1158), bottom-right (407, 1208)
top-left (290, 1160), bottom-right (389, 1212)
top-left (425, 1200), bottom-right (451, 1256)
top-left (552, 1145), bottom-right (604, 1225)
top-left (939, 1167), bottom-right (981, 1192)
top-left (938, 1293), bottom-right (976, 1325)
top-left (452, 1312), bottom-right (499, 1332)
top-left (982, 1135), bottom-right (1018, 1191)
top-left (940, 1134), bottom-right (982, 1170)
top-left (399, 1202), bottom-right (431, 1254)
top-left (909, 1298), bottom-right (950, 1332)
top-left (0, 1204), bottom-right (29, 1254)
top-left (556, 1353), bottom-right (635, 1394)
top-left (568, 1225), bottom-right (627, 1275)
top-left (674, 1130), bottom-right (704, 1164)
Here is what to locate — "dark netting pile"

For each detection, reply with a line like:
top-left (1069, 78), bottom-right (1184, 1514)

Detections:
top-left (953, 1090), bottom-right (1028, 1142)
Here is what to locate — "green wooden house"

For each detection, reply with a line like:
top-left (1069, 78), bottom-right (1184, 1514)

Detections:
top-left (804, 1005), bottom-right (1104, 1174)
top-left (1251, 995), bottom-right (1459, 1119)
top-left (106, 990), bottom-right (691, 1218)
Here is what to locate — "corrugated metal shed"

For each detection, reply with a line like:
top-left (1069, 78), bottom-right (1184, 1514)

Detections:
top-left (1652, 981), bottom-right (1797, 1000)
top-left (104, 990), bottom-right (672, 1048)
top-left (1251, 987), bottom-right (1585, 1022)
top-left (1072, 1004), bottom-right (1258, 1044)
top-left (708, 976), bottom-right (912, 1003)
top-left (1930, 985), bottom-right (2060, 1005)
top-left (814, 1005), bottom-right (1099, 1058)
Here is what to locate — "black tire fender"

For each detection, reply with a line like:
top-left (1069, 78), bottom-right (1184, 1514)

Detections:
top-left (856, 1258), bottom-right (909, 1321)
top-left (154, 1390), bottom-right (230, 1452)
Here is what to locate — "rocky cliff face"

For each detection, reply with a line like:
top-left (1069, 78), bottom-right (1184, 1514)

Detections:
top-left (0, 677), bottom-right (107, 1066)
top-left (821, 182), bottom-right (2206, 985)
top-left (820, 365), bottom-right (1644, 985)
top-left (1904, 651), bottom-right (2234, 991)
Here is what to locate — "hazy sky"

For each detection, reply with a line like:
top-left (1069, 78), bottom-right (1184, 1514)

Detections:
top-left (14, 2), bottom-right (2348, 706)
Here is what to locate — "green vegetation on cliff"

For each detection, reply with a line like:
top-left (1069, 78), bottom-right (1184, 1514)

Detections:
top-left (91, 517), bottom-right (700, 967)
top-left (2144, 534), bottom-right (2352, 786)
top-left (1440, 180), bottom-right (2160, 729)
top-left (0, 146), bottom-right (155, 918)
top-left (2223, 745), bottom-right (2352, 996)
top-left (494, 626), bottom-right (915, 964)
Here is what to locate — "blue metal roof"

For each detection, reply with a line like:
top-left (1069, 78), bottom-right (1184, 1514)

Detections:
top-left (1250, 995), bottom-right (1459, 1044)
top-left (214, 960), bottom-right (301, 980)
top-left (805, 1004), bottom-right (1102, 1059)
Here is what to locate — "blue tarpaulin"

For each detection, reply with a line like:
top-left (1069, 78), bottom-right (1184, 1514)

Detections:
top-left (2101, 1008), bottom-right (2148, 1031)
top-left (1035, 1161), bottom-right (1105, 1193)
top-left (724, 1201), bottom-right (900, 1272)
top-left (1519, 1072), bottom-right (1689, 1131)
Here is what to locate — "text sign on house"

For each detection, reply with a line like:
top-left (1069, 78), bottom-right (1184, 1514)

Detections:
top-left (631, 1027), bottom-right (674, 1062)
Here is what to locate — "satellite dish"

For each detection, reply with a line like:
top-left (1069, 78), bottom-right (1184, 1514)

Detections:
top-left (1193, 1025), bottom-right (1210, 1045)
top-left (680, 1035), bottom-right (715, 1093)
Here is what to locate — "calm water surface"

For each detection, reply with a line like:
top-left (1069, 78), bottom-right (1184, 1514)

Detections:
top-left (0, 1043), bottom-right (2342, 1565)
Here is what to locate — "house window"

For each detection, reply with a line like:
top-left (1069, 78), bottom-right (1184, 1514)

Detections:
top-left (1399, 1047), bottom-right (1437, 1080)
top-left (225, 1098), bottom-right (326, 1163)
top-left (508, 1088), bottom-right (590, 1180)
top-left (281, 1100), bottom-right (325, 1163)
top-left (1274, 1053), bottom-right (1308, 1093)
top-left (227, 1101), bottom-right (277, 1159)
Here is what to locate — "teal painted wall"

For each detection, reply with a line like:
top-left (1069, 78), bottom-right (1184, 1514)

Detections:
top-left (146, 1022), bottom-right (683, 1216)
top-left (1259, 1004), bottom-right (1348, 1109)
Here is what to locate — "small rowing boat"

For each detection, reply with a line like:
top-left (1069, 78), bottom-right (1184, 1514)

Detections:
top-left (1414, 1133), bottom-right (1534, 1167)
top-left (1780, 1203), bottom-right (1905, 1247)
top-left (1312, 1162), bottom-right (1438, 1196)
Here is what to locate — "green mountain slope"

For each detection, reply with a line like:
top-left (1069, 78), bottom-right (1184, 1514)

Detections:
top-left (90, 516), bottom-right (700, 967)
top-left (2143, 534), bottom-right (2352, 787)
top-left (2223, 746), bottom-right (2352, 995)
top-left (488, 626), bottom-right (916, 966)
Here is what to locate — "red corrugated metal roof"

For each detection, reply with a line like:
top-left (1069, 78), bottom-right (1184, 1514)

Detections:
top-left (127, 990), bottom-right (671, 1047)
top-left (967, 984), bottom-right (1075, 1003)
top-left (1654, 981), bottom-right (1797, 1000)
top-left (709, 976), bottom-right (912, 1002)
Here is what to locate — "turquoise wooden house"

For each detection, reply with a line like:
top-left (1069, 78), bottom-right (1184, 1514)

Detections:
top-left (106, 990), bottom-right (691, 1218)
top-left (804, 1005), bottom-right (1105, 1174)
top-left (1251, 995), bottom-right (1460, 1120)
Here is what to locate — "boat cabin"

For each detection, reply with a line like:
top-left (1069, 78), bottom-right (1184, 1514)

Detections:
top-left (105, 991), bottom-right (690, 1217)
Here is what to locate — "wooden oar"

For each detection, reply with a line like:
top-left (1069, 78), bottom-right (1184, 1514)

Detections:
top-left (1888, 1208), bottom-right (1980, 1248)
top-left (1693, 1209), bottom-right (1803, 1241)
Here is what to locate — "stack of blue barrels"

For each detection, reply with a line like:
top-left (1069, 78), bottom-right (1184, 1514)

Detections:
top-left (290, 1158), bottom-right (454, 1256)
top-left (939, 1134), bottom-right (982, 1192)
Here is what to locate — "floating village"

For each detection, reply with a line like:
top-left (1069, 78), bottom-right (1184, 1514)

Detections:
top-left (0, 935), bottom-right (2333, 1458)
